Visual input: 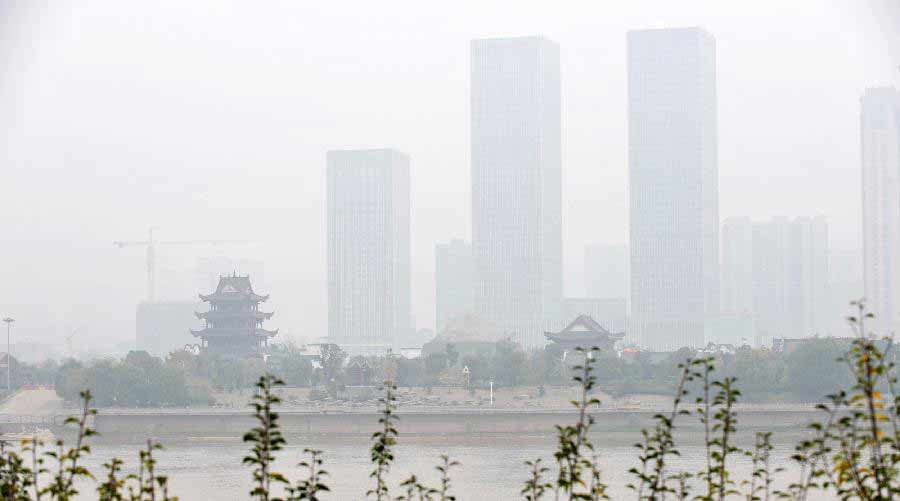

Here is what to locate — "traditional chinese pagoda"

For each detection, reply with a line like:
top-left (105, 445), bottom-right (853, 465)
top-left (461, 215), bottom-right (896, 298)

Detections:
top-left (191, 274), bottom-right (277, 357)
top-left (544, 315), bottom-right (624, 353)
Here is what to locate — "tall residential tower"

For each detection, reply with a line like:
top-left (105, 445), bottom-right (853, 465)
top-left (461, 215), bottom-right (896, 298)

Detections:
top-left (470, 36), bottom-right (562, 348)
top-left (861, 87), bottom-right (900, 333)
top-left (628, 27), bottom-right (719, 351)
top-left (327, 149), bottom-right (411, 349)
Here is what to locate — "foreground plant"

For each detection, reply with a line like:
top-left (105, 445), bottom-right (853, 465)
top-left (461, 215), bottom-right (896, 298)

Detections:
top-left (434, 454), bottom-right (460, 501)
top-left (368, 381), bottom-right (398, 500)
top-left (522, 459), bottom-right (551, 500)
top-left (521, 346), bottom-right (608, 500)
top-left (243, 374), bottom-right (287, 501)
top-left (743, 431), bottom-right (779, 501)
top-left (43, 390), bottom-right (98, 500)
top-left (286, 448), bottom-right (329, 501)
top-left (628, 358), bottom-right (696, 499)
top-left (707, 377), bottom-right (742, 500)
top-left (97, 457), bottom-right (125, 501)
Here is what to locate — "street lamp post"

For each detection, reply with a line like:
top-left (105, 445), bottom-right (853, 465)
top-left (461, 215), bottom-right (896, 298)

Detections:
top-left (2, 318), bottom-right (14, 392)
top-left (489, 377), bottom-right (494, 408)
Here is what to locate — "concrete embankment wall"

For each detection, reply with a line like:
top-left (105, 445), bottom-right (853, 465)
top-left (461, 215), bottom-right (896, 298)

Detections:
top-left (91, 409), bottom-right (819, 443)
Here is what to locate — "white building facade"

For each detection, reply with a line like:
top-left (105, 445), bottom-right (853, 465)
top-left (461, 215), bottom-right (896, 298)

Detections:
top-left (627, 28), bottom-right (719, 351)
top-left (470, 36), bottom-right (563, 348)
top-left (327, 149), bottom-right (411, 347)
top-left (861, 87), bottom-right (900, 334)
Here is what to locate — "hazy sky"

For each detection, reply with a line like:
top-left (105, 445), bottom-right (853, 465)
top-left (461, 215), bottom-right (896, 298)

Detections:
top-left (1, 0), bottom-right (898, 349)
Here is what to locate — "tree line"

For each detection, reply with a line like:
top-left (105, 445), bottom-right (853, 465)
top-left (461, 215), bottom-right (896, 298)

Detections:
top-left (17, 335), bottom-right (850, 407)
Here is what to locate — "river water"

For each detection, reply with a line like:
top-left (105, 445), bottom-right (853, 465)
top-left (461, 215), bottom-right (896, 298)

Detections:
top-left (65, 432), bottom-right (816, 499)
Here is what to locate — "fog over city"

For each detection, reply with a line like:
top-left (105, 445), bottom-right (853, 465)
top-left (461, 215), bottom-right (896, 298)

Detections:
top-left (1, 0), bottom-right (898, 352)
top-left (5, 2), bottom-right (900, 500)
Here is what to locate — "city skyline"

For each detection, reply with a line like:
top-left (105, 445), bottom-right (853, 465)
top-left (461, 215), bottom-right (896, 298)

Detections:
top-left (0, 1), bottom-right (896, 349)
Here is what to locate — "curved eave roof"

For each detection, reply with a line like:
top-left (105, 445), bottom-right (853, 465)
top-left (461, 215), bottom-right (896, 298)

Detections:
top-left (194, 310), bottom-right (274, 320)
top-left (191, 328), bottom-right (279, 339)
top-left (198, 293), bottom-right (270, 303)
top-left (543, 331), bottom-right (625, 343)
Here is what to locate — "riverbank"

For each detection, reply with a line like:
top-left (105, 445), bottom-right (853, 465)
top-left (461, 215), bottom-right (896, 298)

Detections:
top-left (87, 407), bottom-right (822, 444)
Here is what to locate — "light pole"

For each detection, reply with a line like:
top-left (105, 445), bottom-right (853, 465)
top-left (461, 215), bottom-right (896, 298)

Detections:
top-left (2, 318), bottom-right (14, 391)
top-left (489, 377), bottom-right (494, 408)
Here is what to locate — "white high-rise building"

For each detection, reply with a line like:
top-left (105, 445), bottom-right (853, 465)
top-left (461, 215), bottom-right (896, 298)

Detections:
top-left (435, 239), bottom-right (473, 334)
top-left (628, 27), bottom-right (718, 351)
top-left (470, 36), bottom-right (562, 348)
top-left (861, 87), bottom-right (900, 333)
top-left (327, 149), bottom-right (411, 347)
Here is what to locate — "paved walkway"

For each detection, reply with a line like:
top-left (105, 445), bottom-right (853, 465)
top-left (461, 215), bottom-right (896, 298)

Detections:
top-left (0, 389), bottom-right (64, 416)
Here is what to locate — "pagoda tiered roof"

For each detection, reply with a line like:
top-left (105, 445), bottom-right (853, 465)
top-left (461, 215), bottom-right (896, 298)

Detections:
top-left (192, 274), bottom-right (277, 357)
top-left (198, 275), bottom-right (270, 303)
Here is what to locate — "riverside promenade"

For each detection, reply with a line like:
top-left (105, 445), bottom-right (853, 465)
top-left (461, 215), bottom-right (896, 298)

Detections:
top-left (0, 389), bottom-right (826, 443)
top-left (88, 406), bottom-right (822, 443)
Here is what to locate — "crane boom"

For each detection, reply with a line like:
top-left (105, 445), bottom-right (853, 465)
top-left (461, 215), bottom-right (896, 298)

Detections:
top-left (113, 228), bottom-right (256, 302)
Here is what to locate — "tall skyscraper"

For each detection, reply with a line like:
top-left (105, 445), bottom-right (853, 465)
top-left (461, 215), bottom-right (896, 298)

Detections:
top-left (435, 239), bottom-right (473, 334)
top-left (584, 244), bottom-right (628, 299)
top-left (327, 149), bottom-right (411, 348)
top-left (470, 36), bottom-right (562, 348)
top-left (627, 27), bottom-right (718, 351)
top-left (861, 87), bottom-right (900, 333)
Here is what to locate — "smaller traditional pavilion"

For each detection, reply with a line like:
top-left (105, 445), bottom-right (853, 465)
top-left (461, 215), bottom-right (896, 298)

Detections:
top-left (544, 315), bottom-right (624, 353)
top-left (191, 274), bottom-right (277, 358)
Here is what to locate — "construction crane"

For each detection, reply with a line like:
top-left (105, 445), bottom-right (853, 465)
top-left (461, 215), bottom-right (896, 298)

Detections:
top-left (114, 227), bottom-right (254, 302)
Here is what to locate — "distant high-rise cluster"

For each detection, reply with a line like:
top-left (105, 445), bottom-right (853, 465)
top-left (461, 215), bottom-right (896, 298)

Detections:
top-left (721, 217), bottom-right (829, 346)
top-left (627, 28), bottom-right (719, 351)
top-left (470, 37), bottom-right (563, 349)
top-left (326, 149), bottom-right (411, 350)
top-left (861, 87), bottom-right (900, 334)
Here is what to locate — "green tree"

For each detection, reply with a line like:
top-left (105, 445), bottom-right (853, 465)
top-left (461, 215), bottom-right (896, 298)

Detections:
top-left (784, 338), bottom-right (852, 400)
top-left (492, 340), bottom-right (525, 387)
top-left (318, 343), bottom-right (347, 396)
